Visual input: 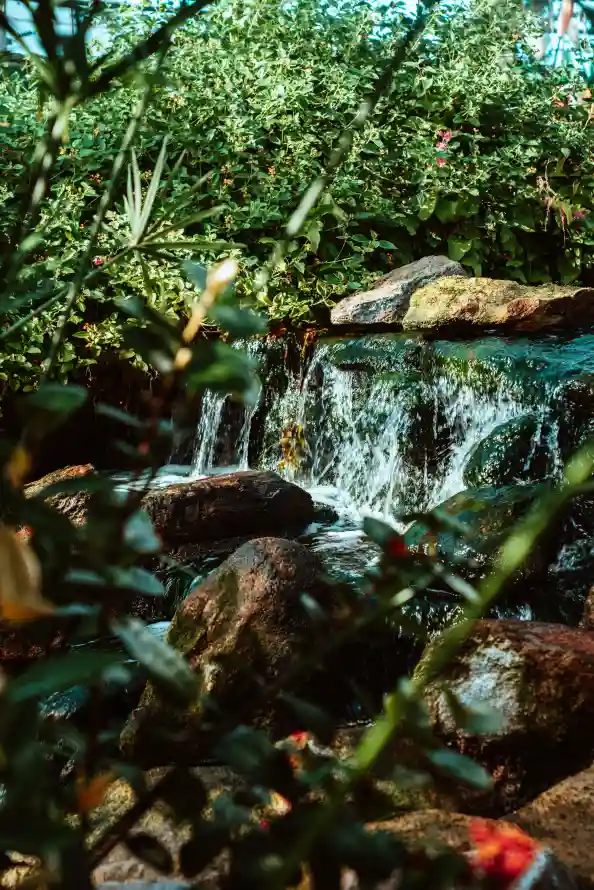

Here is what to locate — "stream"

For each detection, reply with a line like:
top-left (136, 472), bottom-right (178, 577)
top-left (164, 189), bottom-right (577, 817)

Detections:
top-left (159, 331), bottom-right (594, 626)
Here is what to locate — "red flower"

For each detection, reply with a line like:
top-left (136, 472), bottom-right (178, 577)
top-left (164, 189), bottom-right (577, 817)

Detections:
top-left (469, 820), bottom-right (540, 885)
top-left (386, 534), bottom-right (408, 558)
top-left (92, 256), bottom-right (104, 266)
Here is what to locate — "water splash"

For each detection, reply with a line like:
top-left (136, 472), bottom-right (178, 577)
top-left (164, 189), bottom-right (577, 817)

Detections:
top-left (259, 338), bottom-right (539, 523)
top-left (192, 390), bottom-right (227, 476)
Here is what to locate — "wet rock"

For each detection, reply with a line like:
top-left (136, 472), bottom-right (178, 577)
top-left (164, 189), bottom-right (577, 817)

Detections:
top-left (330, 257), bottom-right (466, 326)
top-left (405, 484), bottom-right (544, 579)
top-left (403, 278), bottom-right (594, 334)
top-left (512, 764), bottom-right (594, 889)
top-left (142, 471), bottom-right (314, 546)
top-left (120, 538), bottom-right (337, 765)
top-left (553, 374), bottom-right (594, 459)
top-left (24, 463), bottom-right (95, 525)
top-left (420, 620), bottom-right (594, 812)
top-left (463, 415), bottom-right (553, 488)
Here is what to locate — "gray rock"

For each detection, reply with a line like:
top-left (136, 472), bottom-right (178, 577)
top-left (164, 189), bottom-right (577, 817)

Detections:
top-left (330, 256), bottom-right (467, 326)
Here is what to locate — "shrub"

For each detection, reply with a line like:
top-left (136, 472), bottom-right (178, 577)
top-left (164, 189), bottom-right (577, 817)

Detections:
top-left (2, 0), bottom-right (594, 394)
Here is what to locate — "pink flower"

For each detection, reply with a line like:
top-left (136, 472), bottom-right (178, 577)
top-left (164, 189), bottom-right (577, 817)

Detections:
top-left (92, 256), bottom-right (104, 266)
top-left (574, 210), bottom-right (586, 220)
top-left (436, 157), bottom-right (447, 167)
top-left (438, 130), bottom-right (453, 143)
top-left (436, 140), bottom-right (448, 151)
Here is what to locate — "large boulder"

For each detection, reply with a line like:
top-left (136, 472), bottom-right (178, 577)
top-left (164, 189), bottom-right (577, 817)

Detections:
top-left (512, 764), bottom-right (594, 890)
top-left (330, 256), bottom-right (466, 326)
top-left (142, 471), bottom-right (314, 546)
top-left (360, 812), bottom-right (576, 890)
top-left (403, 278), bottom-right (594, 334)
top-left (121, 538), bottom-right (338, 765)
top-left (421, 620), bottom-right (594, 812)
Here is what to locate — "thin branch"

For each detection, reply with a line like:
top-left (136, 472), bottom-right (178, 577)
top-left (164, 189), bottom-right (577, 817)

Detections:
top-left (80, 0), bottom-right (212, 101)
top-left (41, 53), bottom-right (167, 378)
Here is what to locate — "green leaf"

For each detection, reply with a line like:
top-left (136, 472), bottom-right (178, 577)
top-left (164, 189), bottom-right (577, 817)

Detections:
top-left (110, 566), bottom-right (165, 595)
top-left (124, 833), bottom-right (174, 874)
top-left (111, 616), bottom-right (198, 701)
top-left (442, 689), bottom-right (502, 735)
top-left (95, 403), bottom-right (146, 429)
top-left (183, 261), bottom-right (207, 292)
top-left (209, 305), bottom-right (267, 337)
top-left (435, 199), bottom-right (459, 224)
top-left (362, 516), bottom-right (397, 547)
top-left (306, 220), bottom-right (322, 253)
top-left (447, 237), bottom-right (473, 262)
top-left (28, 384), bottom-right (87, 416)
top-left (123, 512), bottom-right (162, 555)
top-left (418, 192), bottom-right (437, 221)
top-left (8, 651), bottom-right (122, 703)
top-left (427, 747), bottom-right (492, 789)
top-left (377, 240), bottom-right (397, 250)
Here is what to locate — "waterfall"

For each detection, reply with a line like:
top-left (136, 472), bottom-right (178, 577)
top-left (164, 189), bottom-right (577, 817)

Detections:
top-left (192, 390), bottom-right (227, 476)
top-left (259, 338), bottom-right (542, 523)
top-left (187, 333), bottom-right (591, 526)
top-left (190, 339), bottom-right (263, 477)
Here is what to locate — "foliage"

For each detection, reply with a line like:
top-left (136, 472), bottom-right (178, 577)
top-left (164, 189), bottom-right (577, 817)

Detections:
top-left (0, 0), bottom-right (593, 886)
top-left (3, 0), bottom-right (594, 392)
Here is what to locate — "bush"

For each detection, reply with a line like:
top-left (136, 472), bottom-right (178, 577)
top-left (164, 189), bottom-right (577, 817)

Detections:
top-left (1, 0), bottom-right (594, 394)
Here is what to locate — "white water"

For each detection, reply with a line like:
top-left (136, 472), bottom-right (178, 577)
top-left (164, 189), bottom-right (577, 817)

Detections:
top-left (256, 340), bottom-right (530, 524)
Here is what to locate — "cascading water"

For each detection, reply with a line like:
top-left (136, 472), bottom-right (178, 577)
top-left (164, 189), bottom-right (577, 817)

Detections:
top-left (259, 338), bottom-right (534, 521)
top-left (185, 331), bottom-right (594, 620)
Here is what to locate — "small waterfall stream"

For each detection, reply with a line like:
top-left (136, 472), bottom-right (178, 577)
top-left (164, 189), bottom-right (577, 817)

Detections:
top-left (177, 331), bottom-right (594, 621)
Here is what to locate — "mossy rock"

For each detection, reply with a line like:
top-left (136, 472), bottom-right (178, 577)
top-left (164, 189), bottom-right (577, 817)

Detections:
top-left (463, 414), bottom-right (553, 488)
top-left (404, 484), bottom-right (546, 581)
top-left (403, 277), bottom-right (594, 334)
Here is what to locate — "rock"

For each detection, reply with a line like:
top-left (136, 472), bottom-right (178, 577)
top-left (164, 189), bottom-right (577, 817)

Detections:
top-left (120, 538), bottom-right (336, 764)
top-left (553, 374), bottom-right (594, 459)
top-left (420, 620), bottom-right (594, 812)
top-left (463, 415), bottom-right (552, 488)
top-left (404, 484), bottom-right (544, 579)
top-left (91, 767), bottom-right (236, 889)
top-left (142, 471), bottom-right (314, 546)
top-left (24, 463), bottom-right (95, 525)
top-left (402, 278), bottom-right (594, 334)
top-left (360, 812), bottom-right (577, 890)
top-left (330, 257), bottom-right (467, 326)
top-left (512, 764), bottom-right (594, 889)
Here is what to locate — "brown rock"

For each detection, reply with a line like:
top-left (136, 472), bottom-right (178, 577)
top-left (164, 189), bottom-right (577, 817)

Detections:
top-left (421, 620), bottom-right (594, 812)
top-left (359, 812), bottom-right (576, 890)
top-left (24, 463), bottom-right (95, 525)
top-left (512, 765), bottom-right (594, 890)
top-left (120, 538), bottom-right (335, 764)
top-left (142, 470), bottom-right (314, 546)
top-left (403, 278), bottom-right (594, 333)
top-left (330, 256), bottom-right (467, 326)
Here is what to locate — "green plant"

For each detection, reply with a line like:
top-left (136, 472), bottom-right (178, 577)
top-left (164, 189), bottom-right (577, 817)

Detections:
top-left (3, 0), bottom-right (594, 393)
top-left (1, 0), bottom-right (594, 887)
